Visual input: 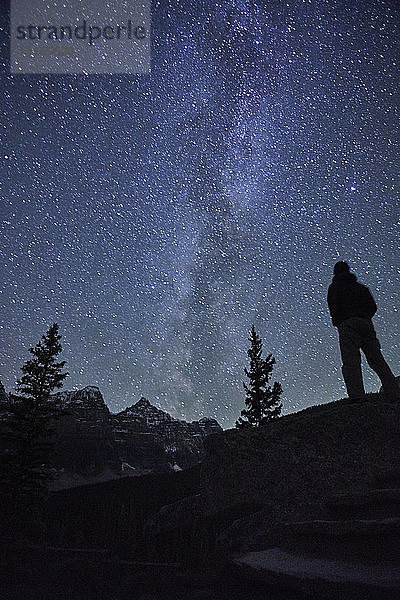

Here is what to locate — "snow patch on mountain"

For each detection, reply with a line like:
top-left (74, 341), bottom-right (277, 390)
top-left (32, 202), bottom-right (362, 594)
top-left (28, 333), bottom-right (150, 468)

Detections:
top-left (52, 385), bottom-right (107, 410)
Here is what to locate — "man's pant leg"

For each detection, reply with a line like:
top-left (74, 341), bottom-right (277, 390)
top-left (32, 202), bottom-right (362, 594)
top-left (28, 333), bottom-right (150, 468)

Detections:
top-left (360, 320), bottom-right (400, 400)
top-left (338, 319), bottom-right (365, 398)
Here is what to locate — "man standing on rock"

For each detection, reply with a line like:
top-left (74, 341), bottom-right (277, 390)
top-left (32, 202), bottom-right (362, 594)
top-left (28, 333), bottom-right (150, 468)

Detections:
top-left (327, 261), bottom-right (399, 402)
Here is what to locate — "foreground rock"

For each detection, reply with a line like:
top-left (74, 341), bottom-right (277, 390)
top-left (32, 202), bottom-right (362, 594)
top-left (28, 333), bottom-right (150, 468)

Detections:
top-left (232, 549), bottom-right (400, 600)
top-left (204, 395), bottom-right (400, 553)
top-left (231, 467), bottom-right (400, 599)
top-left (144, 394), bottom-right (400, 569)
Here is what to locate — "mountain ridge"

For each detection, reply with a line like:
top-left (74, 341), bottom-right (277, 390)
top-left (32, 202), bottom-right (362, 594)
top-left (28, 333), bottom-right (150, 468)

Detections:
top-left (0, 380), bottom-right (222, 489)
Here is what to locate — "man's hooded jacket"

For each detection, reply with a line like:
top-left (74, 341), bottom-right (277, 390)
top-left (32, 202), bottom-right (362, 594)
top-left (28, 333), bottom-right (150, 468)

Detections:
top-left (327, 272), bottom-right (377, 327)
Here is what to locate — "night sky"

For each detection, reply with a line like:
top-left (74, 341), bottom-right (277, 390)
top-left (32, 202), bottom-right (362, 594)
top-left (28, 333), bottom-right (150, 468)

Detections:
top-left (1, 0), bottom-right (399, 428)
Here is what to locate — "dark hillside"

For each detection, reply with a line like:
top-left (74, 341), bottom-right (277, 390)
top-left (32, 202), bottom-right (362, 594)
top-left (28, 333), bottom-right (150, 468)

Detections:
top-left (44, 462), bottom-right (201, 556)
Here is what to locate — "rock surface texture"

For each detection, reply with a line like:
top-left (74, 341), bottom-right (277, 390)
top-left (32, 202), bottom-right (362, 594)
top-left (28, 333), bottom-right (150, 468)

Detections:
top-left (143, 393), bottom-right (400, 590)
top-left (203, 395), bottom-right (400, 550)
top-left (231, 468), bottom-right (400, 598)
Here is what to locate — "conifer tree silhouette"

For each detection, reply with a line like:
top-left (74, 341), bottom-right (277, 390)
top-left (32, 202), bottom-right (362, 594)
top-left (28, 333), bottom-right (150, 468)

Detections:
top-left (1, 322), bottom-right (68, 541)
top-left (236, 325), bottom-right (282, 428)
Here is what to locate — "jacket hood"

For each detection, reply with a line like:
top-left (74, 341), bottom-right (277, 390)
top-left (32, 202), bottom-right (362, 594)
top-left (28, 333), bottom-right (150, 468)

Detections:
top-left (331, 272), bottom-right (358, 284)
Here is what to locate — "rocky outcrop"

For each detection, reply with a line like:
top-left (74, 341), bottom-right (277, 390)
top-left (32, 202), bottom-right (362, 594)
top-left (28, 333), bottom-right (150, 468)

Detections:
top-left (143, 394), bottom-right (400, 564)
top-left (231, 468), bottom-right (400, 599)
top-left (232, 547), bottom-right (400, 599)
top-left (204, 395), bottom-right (400, 553)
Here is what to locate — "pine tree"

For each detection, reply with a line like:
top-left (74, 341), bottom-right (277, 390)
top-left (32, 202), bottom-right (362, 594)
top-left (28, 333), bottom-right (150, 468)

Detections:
top-left (1, 323), bottom-right (69, 541)
top-left (236, 325), bottom-right (282, 428)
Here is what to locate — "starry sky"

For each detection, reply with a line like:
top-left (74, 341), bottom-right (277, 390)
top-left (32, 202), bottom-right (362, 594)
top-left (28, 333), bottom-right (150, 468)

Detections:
top-left (1, 0), bottom-right (399, 428)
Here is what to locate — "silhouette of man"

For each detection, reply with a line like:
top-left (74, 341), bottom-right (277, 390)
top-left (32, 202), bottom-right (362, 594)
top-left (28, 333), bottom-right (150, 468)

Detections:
top-left (327, 261), bottom-right (399, 401)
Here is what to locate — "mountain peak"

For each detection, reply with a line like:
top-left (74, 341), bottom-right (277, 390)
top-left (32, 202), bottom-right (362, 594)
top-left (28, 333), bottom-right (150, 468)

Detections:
top-left (117, 397), bottom-right (176, 425)
top-left (83, 385), bottom-right (101, 393)
top-left (52, 386), bottom-right (107, 410)
top-left (134, 396), bottom-right (151, 409)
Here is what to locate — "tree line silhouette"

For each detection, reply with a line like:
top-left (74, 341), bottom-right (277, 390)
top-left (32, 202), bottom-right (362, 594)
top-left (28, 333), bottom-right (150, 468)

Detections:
top-left (1, 321), bottom-right (283, 545)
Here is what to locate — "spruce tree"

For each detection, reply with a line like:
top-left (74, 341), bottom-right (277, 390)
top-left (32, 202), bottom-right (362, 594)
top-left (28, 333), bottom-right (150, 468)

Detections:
top-left (1, 323), bottom-right (69, 541)
top-left (236, 325), bottom-right (282, 428)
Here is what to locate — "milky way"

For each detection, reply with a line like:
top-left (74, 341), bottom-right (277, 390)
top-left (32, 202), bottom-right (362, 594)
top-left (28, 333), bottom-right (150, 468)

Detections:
top-left (1, 0), bottom-right (399, 427)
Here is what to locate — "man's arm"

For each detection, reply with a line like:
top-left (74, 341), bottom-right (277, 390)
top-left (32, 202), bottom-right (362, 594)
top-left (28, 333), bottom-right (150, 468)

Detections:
top-left (364, 287), bottom-right (378, 318)
top-left (327, 285), bottom-right (340, 326)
